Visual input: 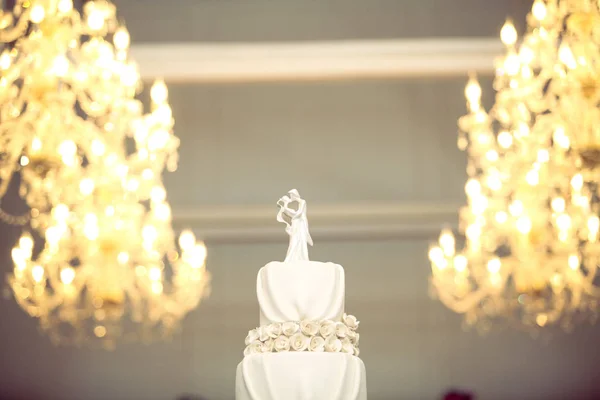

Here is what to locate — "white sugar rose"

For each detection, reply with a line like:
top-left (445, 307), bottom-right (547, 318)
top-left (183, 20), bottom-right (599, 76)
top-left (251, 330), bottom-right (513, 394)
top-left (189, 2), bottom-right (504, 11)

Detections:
top-left (245, 329), bottom-right (259, 345)
top-left (300, 320), bottom-right (320, 336)
top-left (319, 320), bottom-right (336, 337)
top-left (274, 336), bottom-right (290, 352)
top-left (261, 339), bottom-right (274, 353)
top-left (335, 322), bottom-right (348, 338)
top-left (244, 342), bottom-right (262, 356)
top-left (308, 336), bottom-right (325, 352)
top-left (347, 329), bottom-right (356, 342)
top-left (266, 323), bottom-right (282, 339)
top-left (258, 326), bottom-right (270, 341)
top-left (343, 314), bottom-right (360, 330)
top-left (352, 332), bottom-right (360, 346)
top-left (290, 333), bottom-right (310, 351)
top-left (341, 338), bottom-right (355, 355)
top-left (324, 335), bottom-right (342, 352)
top-left (354, 347), bottom-right (360, 357)
top-left (282, 321), bottom-right (299, 336)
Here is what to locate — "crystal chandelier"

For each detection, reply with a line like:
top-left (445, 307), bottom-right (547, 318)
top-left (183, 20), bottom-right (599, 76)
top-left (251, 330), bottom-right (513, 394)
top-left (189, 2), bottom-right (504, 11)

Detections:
top-left (1, 0), bottom-right (210, 347)
top-left (429, 0), bottom-right (600, 333)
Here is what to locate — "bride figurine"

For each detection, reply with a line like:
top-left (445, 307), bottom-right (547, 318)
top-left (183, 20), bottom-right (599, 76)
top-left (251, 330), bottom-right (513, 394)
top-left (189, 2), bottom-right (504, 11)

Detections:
top-left (277, 189), bottom-right (313, 261)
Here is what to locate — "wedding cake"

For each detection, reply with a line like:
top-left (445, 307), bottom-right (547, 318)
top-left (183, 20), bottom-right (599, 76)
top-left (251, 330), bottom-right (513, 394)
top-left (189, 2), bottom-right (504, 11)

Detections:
top-left (235, 189), bottom-right (367, 400)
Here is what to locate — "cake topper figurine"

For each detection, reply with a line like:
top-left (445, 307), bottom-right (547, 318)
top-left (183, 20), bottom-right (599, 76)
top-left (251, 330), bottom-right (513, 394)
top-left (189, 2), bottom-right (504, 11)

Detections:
top-left (277, 189), bottom-right (313, 261)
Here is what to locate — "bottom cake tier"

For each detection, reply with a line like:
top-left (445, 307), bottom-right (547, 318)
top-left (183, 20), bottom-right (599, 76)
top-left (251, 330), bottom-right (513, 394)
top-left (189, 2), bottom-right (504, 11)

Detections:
top-left (235, 352), bottom-right (367, 400)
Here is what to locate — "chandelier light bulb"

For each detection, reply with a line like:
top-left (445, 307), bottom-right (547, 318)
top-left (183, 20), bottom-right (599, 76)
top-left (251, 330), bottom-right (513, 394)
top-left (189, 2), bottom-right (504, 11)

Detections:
top-left (454, 255), bottom-right (468, 272)
top-left (532, 0), bottom-right (547, 21)
top-left (150, 186), bottom-right (167, 203)
top-left (588, 216), bottom-right (600, 232)
top-left (52, 204), bottom-right (70, 222)
top-left (428, 245), bottom-right (445, 265)
top-left (79, 178), bottom-right (95, 196)
top-left (148, 267), bottom-right (161, 282)
top-left (57, 0), bottom-right (73, 14)
top-left (190, 242), bottom-right (208, 268)
top-left (537, 149), bottom-right (550, 163)
top-left (495, 211), bottom-right (508, 224)
top-left (179, 229), bottom-right (196, 251)
top-left (558, 43), bottom-right (577, 69)
top-left (485, 149), bottom-right (499, 162)
top-left (154, 203), bottom-right (171, 221)
top-left (87, 11), bottom-right (105, 31)
top-left (117, 251), bottom-right (129, 265)
top-left (120, 63), bottom-right (138, 87)
top-left (519, 44), bottom-right (535, 65)
top-left (113, 27), bottom-right (130, 50)
top-left (51, 55), bottom-right (70, 77)
top-left (525, 169), bottom-right (539, 186)
top-left (571, 174), bottom-right (584, 191)
top-left (556, 214), bottom-right (571, 231)
top-left (516, 216), bottom-right (532, 234)
top-left (509, 200), bottom-right (524, 216)
top-left (60, 267), bottom-right (76, 285)
top-left (504, 52), bottom-right (521, 76)
top-left (439, 229), bottom-right (455, 254)
top-left (142, 225), bottom-right (158, 244)
top-left (487, 258), bottom-right (501, 274)
top-left (151, 80), bottom-right (169, 104)
top-left (568, 255), bottom-right (580, 270)
top-left (31, 265), bottom-right (45, 283)
top-left (464, 75), bottom-right (482, 111)
top-left (29, 5), bottom-right (45, 23)
top-left (19, 234), bottom-right (34, 251)
top-left (91, 139), bottom-right (106, 157)
top-left (0, 51), bottom-right (11, 70)
top-left (487, 173), bottom-right (502, 191)
top-left (465, 178), bottom-right (481, 197)
top-left (500, 20), bottom-right (518, 46)
top-left (30, 137), bottom-right (42, 152)
top-left (551, 197), bottom-right (566, 213)
top-left (497, 131), bottom-right (513, 148)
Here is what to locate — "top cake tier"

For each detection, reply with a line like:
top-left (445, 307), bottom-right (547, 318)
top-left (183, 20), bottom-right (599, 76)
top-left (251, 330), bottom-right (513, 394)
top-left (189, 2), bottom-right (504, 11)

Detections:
top-left (257, 261), bottom-right (345, 326)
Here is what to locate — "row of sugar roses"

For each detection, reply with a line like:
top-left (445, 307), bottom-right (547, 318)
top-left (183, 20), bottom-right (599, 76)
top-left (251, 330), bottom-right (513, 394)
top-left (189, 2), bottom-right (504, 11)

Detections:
top-left (244, 332), bottom-right (359, 356)
top-left (245, 314), bottom-right (360, 344)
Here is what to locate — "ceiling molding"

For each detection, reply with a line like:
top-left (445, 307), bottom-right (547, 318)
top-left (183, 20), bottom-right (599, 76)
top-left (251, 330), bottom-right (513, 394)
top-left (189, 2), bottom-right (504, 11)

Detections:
top-left (171, 202), bottom-right (461, 243)
top-left (130, 38), bottom-right (502, 83)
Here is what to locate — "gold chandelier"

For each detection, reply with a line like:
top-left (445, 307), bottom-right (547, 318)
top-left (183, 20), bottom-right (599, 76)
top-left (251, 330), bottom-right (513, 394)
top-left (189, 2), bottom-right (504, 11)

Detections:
top-left (1, 0), bottom-right (210, 347)
top-left (429, 0), bottom-right (600, 333)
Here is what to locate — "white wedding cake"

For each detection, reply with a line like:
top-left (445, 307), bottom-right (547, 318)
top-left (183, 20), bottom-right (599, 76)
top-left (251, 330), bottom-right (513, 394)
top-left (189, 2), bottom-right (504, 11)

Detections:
top-left (235, 190), bottom-right (367, 400)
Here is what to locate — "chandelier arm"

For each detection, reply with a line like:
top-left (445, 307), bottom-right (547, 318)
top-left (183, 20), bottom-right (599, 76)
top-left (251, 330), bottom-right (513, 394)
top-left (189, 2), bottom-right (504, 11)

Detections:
top-left (0, 8), bottom-right (29, 44)
top-left (434, 284), bottom-right (490, 314)
top-left (75, 90), bottom-right (112, 119)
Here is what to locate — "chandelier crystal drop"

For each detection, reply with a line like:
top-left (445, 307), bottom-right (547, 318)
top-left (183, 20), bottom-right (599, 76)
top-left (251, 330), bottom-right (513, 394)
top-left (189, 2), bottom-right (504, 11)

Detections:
top-left (429, 0), bottom-right (600, 334)
top-left (0, 0), bottom-right (210, 347)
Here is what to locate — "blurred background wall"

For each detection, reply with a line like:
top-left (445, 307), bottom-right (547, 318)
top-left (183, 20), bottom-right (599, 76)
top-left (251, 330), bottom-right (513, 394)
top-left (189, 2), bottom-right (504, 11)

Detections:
top-left (1, 1), bottom-right (600, 399)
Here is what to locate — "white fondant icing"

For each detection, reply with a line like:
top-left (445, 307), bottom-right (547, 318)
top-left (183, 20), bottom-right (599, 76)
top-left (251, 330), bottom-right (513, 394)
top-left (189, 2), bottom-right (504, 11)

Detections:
top-left (257, 261), bottom-right (345, 326)
top-left (235, 353), bottom-right (367, 400)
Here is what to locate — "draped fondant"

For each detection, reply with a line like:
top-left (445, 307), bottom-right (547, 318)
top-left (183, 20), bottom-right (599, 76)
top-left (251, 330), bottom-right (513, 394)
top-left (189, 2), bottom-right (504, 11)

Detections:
top-left (257, 261), bottom-right (345, 326)
top-left (236, 353), bottom-right (367, 400)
